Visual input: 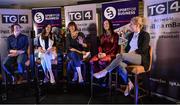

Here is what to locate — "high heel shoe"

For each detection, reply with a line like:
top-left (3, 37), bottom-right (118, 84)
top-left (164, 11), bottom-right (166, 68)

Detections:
top-left (124, 80), bottom-right (134, 96)
top-left (11, 76), bottom-right (16, 85)
top-left (50, 77), bottom-right (56, 84)
top-left (93, 70), bottom-right (108, 79)
top-left (78, 79), bottom-right (84, 83)
top-left (43, 77), bottom-right (49, 83)
top-left (72, 72), bottom-right (78, 82)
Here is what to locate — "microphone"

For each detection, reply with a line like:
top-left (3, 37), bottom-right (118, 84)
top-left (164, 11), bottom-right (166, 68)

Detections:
top-left (118, 32), bottom-right (127, 45)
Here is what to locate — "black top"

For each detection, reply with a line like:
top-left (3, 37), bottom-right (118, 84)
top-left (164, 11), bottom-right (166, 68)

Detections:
top-left (38, 36), bottom-right (56, 50)
top-left (125, 30), bottom-right (150, 71)
top-left (66, 32), bottom-right (86, 53)
top-left (7, 33), bottom-right (29, 54)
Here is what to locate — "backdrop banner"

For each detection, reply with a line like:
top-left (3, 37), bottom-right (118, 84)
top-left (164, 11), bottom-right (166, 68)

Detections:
top-left (64, 4), bottom-right (98, 56)
top-left (144, 0), bottom-right (180, 100)
top-left (102, 0), bottom-right (139, 32)
top-left (32, 7), bottom-right (61, 39)
top-left (64, 4), bottom-right (96, 37)
top-left (0, 9), bottom-right (32, 65)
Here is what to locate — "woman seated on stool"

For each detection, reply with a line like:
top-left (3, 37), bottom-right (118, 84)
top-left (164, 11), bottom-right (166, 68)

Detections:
top-left (37, 24), bottom-right (56, 84)
top-left (90, 20), bottom-right (118, 74)
top-left (66, 21), bottom-right (90, 83)
top-left (93, 16), bottom-right (150, 96)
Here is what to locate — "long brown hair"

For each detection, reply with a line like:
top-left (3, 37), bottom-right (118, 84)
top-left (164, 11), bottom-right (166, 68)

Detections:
top-left (101, 20), bottom-right (115, 44)
top-left (41, 24), bottom-right (53, 40)
top-left (103, 20), bottom-right (115, 35)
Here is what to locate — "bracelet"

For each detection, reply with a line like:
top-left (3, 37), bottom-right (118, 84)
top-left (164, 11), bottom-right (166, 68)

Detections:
top-left (17, 50), bottom-right (20, 55)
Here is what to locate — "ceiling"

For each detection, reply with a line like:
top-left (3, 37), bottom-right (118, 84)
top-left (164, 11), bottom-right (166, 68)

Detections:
top-left (0, 0), bottom-right (91, 8)
top-left (0, 0), bottom-right (120, 8)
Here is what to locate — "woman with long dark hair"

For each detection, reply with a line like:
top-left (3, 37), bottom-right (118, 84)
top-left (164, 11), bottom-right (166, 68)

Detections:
top-left (90, 20), bottom-right (119, 74)
top-left (37, 24), bottom-right (56, 84)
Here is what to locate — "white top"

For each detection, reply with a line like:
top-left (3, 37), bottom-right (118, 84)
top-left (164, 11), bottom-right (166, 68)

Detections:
top-left (38, 35), bottom-right (56, 59)
top-left (129, 32), bottom-right (139, 53)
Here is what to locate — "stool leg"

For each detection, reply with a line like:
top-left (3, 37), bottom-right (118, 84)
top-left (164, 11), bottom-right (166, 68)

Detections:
top-left (83, 63), bottom-right (86, 82)
top-left (90, 64), bottom-right (94, 96)
top-left (109, 73), bottom-right (111, 96)
top-left (134, 74), bottom-right (138, 104)
top-left (115, 71), bottom-right (118, 91)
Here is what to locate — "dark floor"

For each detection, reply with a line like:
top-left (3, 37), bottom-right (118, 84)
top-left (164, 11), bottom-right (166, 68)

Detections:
top-left (0, 82), bottom-right (176, 104)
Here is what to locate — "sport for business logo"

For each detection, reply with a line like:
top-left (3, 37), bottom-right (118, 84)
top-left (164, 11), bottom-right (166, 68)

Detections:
top-left (104, 7), bottom-right (116, 20)
top-left (34, 12), bottom-right (44, 23)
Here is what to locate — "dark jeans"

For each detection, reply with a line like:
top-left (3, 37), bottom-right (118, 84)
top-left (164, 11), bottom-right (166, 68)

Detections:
top-left (116, 66), bottom-right (128, 84)
top-left (105, 53), bottom-right (141, 84)
top-left (66, 52), bottom-right (82, 81)
top-left (3, 53), bottom-right (27, 78)
top-left (67, 52), bottom-right (81, 68)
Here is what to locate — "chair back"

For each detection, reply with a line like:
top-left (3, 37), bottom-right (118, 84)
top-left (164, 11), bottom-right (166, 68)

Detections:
top-left (147, 46), bottom-right (153, 72)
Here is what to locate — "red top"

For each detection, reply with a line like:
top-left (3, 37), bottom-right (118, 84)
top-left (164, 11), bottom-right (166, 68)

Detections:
top-left (98, 33), bottom-right (119, 58)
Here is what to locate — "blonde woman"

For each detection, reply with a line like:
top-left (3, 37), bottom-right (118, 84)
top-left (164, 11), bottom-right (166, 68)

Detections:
top-left (90, 20), bottom-right (118, 74)
top-left (93, 16), bottom-right (150, 96)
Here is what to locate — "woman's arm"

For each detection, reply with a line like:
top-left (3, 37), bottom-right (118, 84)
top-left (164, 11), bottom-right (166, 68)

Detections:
top-left (69, 48), bottom-right (83, 54)
top-left (78, 32), bottom-right (88, 48)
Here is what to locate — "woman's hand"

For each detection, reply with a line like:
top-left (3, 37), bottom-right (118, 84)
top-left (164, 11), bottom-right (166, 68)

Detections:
top-left (78, 36), bottom-right (83, 45)
top-left (41, 49), bottom-right (46, 53)
top-left (70, 48), bottom-right (76, 52)
top-left (98, 53), bottom-right (102, 58)
top-left (101, 53), bottom-right (106, 58)
top-left (128, 51), bottom-right (136, 54)
top-left (38, 47), bottom-right (46, 53)
top-left (47, 48), bottom-right (53, 53)
top-left (98, 53), bottom-right (106, 59)
top-left (81, 51), bottom-right (86, 55)
top-left (116, 53), bottom-right (121, 57)
top-left (77, 36), bottom-right (87, 47)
